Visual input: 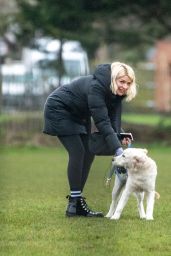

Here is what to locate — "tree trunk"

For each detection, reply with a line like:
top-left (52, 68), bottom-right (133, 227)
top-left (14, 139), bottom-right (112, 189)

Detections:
top-left (57, 38), bottom-right (65, 87)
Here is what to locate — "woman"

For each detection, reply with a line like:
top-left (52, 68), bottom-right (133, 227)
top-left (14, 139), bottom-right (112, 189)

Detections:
top-left (43, 62), bottom-right (137, 217)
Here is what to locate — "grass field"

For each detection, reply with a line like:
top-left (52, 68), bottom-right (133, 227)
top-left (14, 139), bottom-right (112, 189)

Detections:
top-left (0, 145), bottom-right (171, 256)
top-left (122, 113), bottom-right (171, 127)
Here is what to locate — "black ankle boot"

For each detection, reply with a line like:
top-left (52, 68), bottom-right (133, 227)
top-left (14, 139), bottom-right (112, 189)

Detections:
top-left (66, 196), bottom-right (104, 217)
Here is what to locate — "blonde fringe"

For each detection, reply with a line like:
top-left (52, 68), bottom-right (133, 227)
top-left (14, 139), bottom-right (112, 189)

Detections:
top-left (110, 62), bottom-right (137, 102)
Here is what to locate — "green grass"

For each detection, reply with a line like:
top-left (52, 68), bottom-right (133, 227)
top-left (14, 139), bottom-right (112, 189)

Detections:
top-left (122, 113), bottom-right (171, 127)
top-left (0, 145), bottom-right (171, 256)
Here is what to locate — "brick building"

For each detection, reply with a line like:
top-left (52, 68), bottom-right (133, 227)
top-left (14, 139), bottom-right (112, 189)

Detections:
top-left (155, 40), bottom-right (171, 112)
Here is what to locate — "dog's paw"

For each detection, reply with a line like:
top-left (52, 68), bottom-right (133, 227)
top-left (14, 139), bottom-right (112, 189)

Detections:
top-left (105, 214), bottom-right (111, 218)
top-left (140, 216), bottom-right (146, 220)
top-left (140, 214), bottom-right (146, 219)
top-left (146, 216), bottom-right (154, 220)
top-left (110, 214), bottom-right (120, 220)
top-left (105, 212), bottom-right (114, 218)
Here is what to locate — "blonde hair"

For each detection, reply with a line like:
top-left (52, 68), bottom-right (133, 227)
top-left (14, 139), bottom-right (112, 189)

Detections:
top-left (110, 62), bottom-right (137, 102)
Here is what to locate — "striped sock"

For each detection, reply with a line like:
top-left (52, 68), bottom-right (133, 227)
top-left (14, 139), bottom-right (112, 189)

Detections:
top-left (70, 190), bottom-right (82, 198)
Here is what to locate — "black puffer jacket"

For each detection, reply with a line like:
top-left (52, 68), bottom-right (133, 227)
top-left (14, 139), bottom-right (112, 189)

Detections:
top-left (43, 64), bottom-right (125, 151)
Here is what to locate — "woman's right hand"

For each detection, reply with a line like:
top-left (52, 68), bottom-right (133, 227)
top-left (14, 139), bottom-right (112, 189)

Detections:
top-left (121, 137), bottom-right (132, 146)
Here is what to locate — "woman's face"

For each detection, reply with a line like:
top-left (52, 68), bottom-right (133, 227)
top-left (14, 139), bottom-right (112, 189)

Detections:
top-left (115, 75), bottom-right (132, 96)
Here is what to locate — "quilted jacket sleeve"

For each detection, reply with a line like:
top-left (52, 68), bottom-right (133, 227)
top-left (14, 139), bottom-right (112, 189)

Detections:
top-left (88, 81), bottom-right (122, 153)
top-left (108, 100), bottom-right (123, 133)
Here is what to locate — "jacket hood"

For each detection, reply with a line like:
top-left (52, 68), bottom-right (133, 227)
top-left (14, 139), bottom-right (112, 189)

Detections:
top-left (93, 64), bottom-right (111, 86)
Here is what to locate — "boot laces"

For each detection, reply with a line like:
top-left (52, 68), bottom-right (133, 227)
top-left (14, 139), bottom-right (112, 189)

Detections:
top-left (80, 197), bottom-right (94, 213)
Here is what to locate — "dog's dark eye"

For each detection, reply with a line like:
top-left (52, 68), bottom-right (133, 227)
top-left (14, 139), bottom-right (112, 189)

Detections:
top-left (122, 154), bottom-right (125, 158)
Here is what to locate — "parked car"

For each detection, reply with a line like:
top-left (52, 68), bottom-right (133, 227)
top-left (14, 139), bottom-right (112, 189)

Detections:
top-left (2, 62), bottom-right (28, 95)
top-left (1, 62), bottom-right (42, 110)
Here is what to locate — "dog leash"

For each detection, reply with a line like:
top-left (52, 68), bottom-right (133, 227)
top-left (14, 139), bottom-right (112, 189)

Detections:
top-left (105, 159), bottom-right (116, 186)
top-left (106, 162), bottom-right (128, 186)
top-left (106, 143), bottom-right (131, 186)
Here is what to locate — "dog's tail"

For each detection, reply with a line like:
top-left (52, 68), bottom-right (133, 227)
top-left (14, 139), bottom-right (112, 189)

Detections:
top-left (155, 191), bottom-right (160, 199)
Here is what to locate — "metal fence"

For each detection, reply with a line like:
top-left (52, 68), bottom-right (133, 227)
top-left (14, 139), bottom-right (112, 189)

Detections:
top-left (1, 66), bottom-right (59, 112)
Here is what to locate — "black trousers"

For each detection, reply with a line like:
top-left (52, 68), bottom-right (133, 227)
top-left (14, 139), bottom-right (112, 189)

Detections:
top-left (58, 134), bottom-right (95, 191)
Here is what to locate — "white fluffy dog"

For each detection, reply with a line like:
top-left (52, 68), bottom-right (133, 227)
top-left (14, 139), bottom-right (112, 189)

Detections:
top-left (106, 148), bottom-right (159, 220)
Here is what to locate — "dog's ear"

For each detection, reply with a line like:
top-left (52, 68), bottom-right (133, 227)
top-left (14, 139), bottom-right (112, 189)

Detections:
top-left (133, 156), bottom-right (142, 164)
top-left (133, 155), bottom-right (146, 169)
